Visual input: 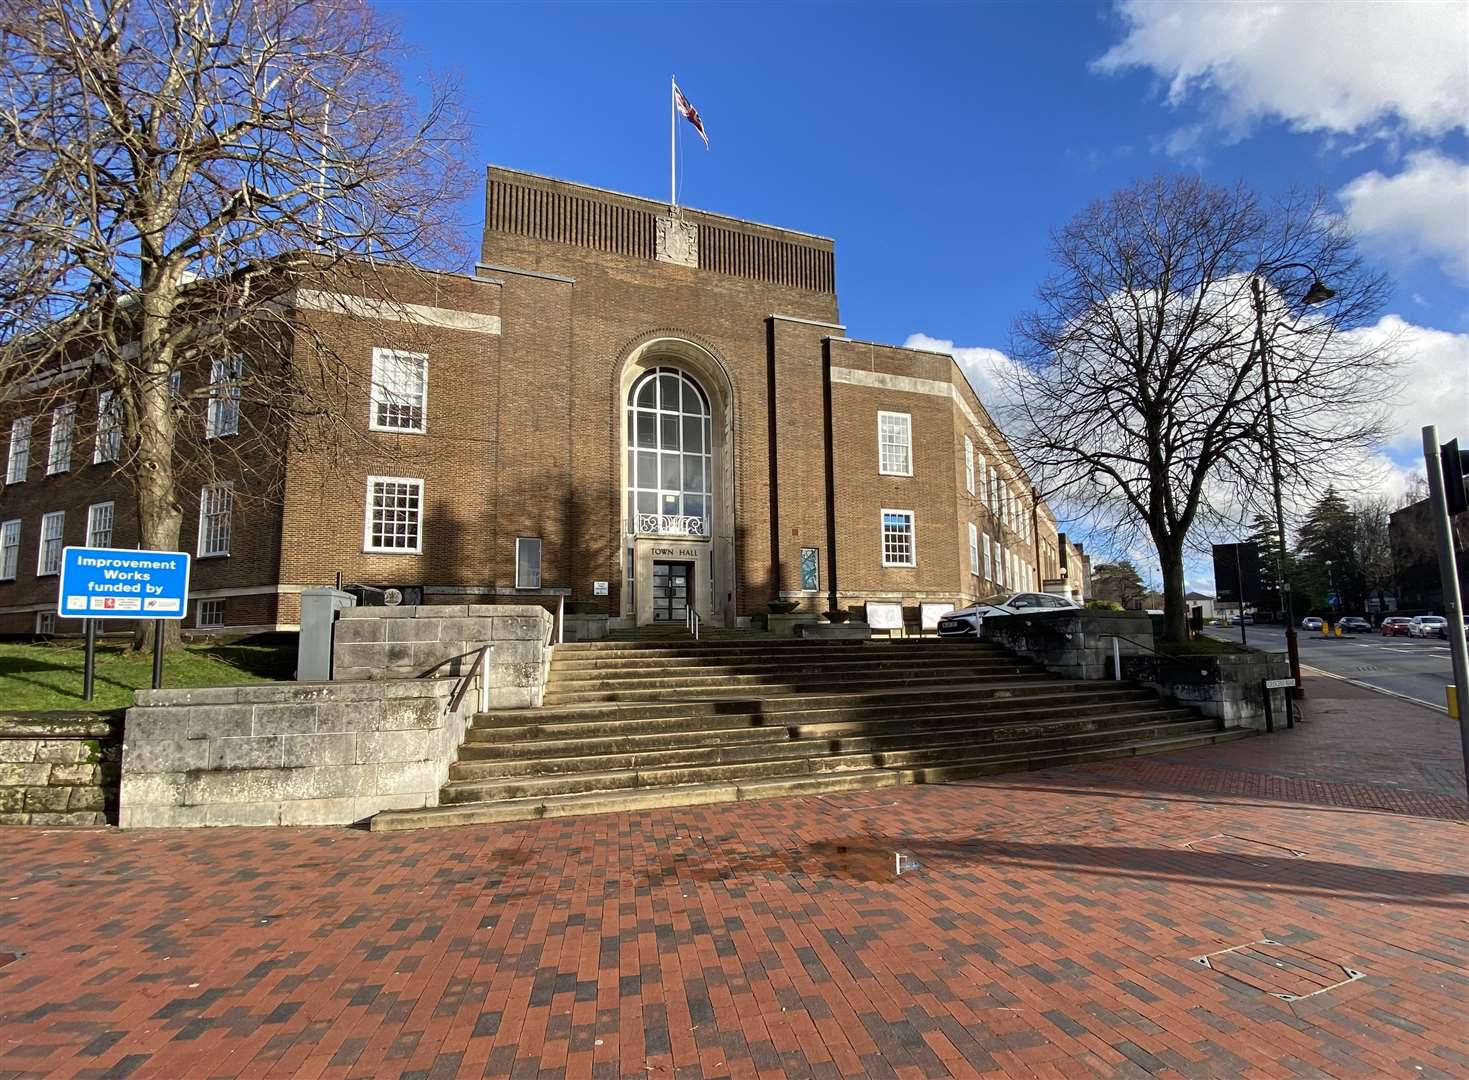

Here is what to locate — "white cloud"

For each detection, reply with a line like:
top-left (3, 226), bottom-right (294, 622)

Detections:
top-left (1343, 314), bottom-right (1469, 455)
top-left (1095, 0), bottom-right (1469, 141)
top-left (901, 332), bottom-right (1021, 411)
top-left (1339, 151), bottom-right (1469, 279)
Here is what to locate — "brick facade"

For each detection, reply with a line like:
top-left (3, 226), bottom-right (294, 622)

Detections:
top-left (0, 166), bottom-right (1060, 634)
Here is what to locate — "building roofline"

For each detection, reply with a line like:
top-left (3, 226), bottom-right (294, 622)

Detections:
top-left (485, 164), bottom-right (836, 246)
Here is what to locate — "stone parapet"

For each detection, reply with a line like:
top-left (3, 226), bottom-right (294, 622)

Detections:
top-left (1123, 652), bottom-right (1292, 731)
top-left (120, 677), bottom-right (478, 828)
top-left (0, 713), bottom-right (121, 825)
top-left (331, 604), bottom-right (554, 708)
top-left (979, 609), bottom-right (1156, 681)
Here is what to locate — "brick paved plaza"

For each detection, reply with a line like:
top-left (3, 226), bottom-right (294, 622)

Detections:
top-left (2, 676), bottom-right (1466, 1080)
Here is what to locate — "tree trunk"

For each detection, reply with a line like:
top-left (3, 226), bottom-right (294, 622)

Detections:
top-left (1159, 544), bottom-right (1188, 643)
top-left (129, 300), bottom-right (184, 653)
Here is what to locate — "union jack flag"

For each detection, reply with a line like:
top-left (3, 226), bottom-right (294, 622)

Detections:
top-left (674, 82), bottom-right (709, 148)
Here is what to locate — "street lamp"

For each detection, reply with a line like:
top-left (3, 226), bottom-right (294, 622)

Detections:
top-left (1250, 263), bottom-right (1333, 696)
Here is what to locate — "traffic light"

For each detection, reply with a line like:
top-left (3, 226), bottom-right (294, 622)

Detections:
top-left (1442, 438), bottom-right (1469, 516)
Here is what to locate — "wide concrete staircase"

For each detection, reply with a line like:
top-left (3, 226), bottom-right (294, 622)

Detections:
top-left (371, 634), bottom-right (1249, 830)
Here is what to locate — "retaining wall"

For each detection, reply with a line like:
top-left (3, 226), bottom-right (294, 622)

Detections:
top-left (1123, 652), bottom-right (1292, 730)
top-left (331, 604), bottom-right (553, 708)
top-left (0, 713), bottom-right (121, 825)
top-left (120, 677), bottom-right (477, 828)
top-left (979, 610), bottom-right (1157, 680)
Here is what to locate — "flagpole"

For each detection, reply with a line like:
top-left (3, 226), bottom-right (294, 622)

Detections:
top-left (670, 75), bottom-right (677, 210)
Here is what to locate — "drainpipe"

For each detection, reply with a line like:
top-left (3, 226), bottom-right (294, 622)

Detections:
top-left (765, 317), bottom-right (782, 604)
top-left (822, 337), bottom-right (839, 616)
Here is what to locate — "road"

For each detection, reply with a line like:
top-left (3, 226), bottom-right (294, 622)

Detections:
top-left (1205, 624), bottom-right (1455, 712)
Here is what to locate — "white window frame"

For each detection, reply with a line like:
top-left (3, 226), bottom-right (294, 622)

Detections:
top-left (86, 501), bottom-right (115, 547)
top-left (968, 522), bottom-right (979, 576)
top-left (93, 389), bottom-right (120, 463)
top-left (977, 452), bottom-right (987, 506)
top-left (363, 475), bottom-right (424, 554)
top-left (982, 533), bottom-right (992, 582)
top-left (35, 610), bottom-right (57, 636)
top-left (877, 411), bottom-right (913, 477)
top-left (880, 508), bottom-right (916, 568)
top-left (515, 536), bottom-right (543, 589)
top-left (369, 348), bottom-right (429, 434)
top-left (7, 417), bottom-right (31, 484)
top-left (206, 356), bottom-right (242, 438)
top-left (197, 483), bottom-right (233, 558)
top-left (196, 598), bottom-right (225, 628)
top-left (963, 435), bottom-right (975, 495)
top-left (0, 519), bottom-right (19, 581)
top-left (47, 406), bottom-right (75, 475)
top-left (37, 511), bottom-right (64, 576)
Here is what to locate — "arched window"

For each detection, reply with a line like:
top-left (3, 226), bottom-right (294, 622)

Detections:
top-left (627, 367), bottom-right (711, 535)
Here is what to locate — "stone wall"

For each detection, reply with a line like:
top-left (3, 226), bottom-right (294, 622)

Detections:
top-left (1123, 653), bottom-right (1292, 731)
top-left (120, 677), bottom-right (477, 828)
top-left (979, 609), bottom-right (1157, 681)
top-left (331, 604), bottom-right (553, 709)
top-left (0, 713), bottom-right (120, 825)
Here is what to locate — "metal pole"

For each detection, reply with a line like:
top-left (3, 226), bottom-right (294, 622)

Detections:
top-left (1253, 276), bottom-right (1302, 694)
top-left (1112, 635), bottom-right (1121, 681)
top-left (151, 618), bottom-right (164, 690)
top-left (82, 618), bottom-right (96, 702)
top-left (1234, 545), bottom-right (1248, 646)
top-left (1422, 425), bottom-right (1469, 795)
top-left (670, 75), bottom-right (676, 209)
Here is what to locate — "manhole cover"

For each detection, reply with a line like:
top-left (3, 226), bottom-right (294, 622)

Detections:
top-left (1193, 939), bottom-right (1364, 1001)
top-left (1184, 834), bottom-right (1306, 858)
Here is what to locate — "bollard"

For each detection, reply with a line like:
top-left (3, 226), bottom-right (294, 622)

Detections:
top-left (1450, 685), bottom-right (1460, 721)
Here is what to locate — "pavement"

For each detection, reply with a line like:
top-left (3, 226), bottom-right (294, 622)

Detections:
top-left (1, 676), bottom-right (1466, 1080)
top-left (1204, 625), bottom-right (1456, 713)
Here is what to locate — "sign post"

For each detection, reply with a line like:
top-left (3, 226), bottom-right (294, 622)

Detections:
top-left (57, 547), bottom-right (191, 700)
top-left (1421, 426), bottom-right (1469, 797)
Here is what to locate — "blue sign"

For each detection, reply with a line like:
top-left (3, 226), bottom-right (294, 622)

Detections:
top-left (1327, 591), bottom-right (1339, 607)
top-left (57, 546), bottom-right (191, 620)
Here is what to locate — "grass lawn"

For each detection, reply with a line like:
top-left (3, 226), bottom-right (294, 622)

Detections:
top-left (0, 633), bottom-right (297, 714)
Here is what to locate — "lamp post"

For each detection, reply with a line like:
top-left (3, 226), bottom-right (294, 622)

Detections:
top-left (1250, 265), bottom-right (1334, 696)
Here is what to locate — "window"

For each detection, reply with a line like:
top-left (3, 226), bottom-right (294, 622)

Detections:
top-left (206, 356), bottom-right (242, 438)
top-left (370, 348), bottom-right (428, 432)
top-left (626, 367), bottom-right (712, 533)
top-left (46, 406), bottom-right (75, 474)
top-left (37, 511), bottom-right (64, 576)
top-left (963, 436), bottom-right (975, 495)
top-left (982, 533), bottom-right (992, 582)
top-left (94, 389), bottom-right (120, 463)
top-left (881, 509), bottom-right (915, 567)
top-left (196, 599), bottom-right (225, 628)
top-left (87, 502), bottom-right (114, 547)
top-left (968, 522), bottom-right (979, 575)
top-left (364, 476), bottom-right (422, 553)
top-left (997, 545), bottom-right (1007, 587)
top-left (877, 412), bottom-right (912, 476)
top-left (799, 547), bottom-right (819, 591)
top-left (6, 417), bottom-right (31, 483)
top-left (515, 537), bottom-right (542, 589)
top-left (977, 453), bottom-right (987, 505)
top-left (197, 484), bottom-right (233, 557)
top-left (35, 611), bottom-right (56, 635)
top-left (0, 520), bottom-right (19, 580)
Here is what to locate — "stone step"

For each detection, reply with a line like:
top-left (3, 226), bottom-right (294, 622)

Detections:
top-left (439, 716), bottom-right (1214, 803)
top-left (542, 671), bottom-right (1056, 706)
top-left (475, 681), bottom-right (1154, 733)
top-left (372, 729), bottom-right (1253, 831)
top-left (548, 651), bottom-right (1021, 677)
top-left (448, 709), bottom-right (1207, 780)
top-left (464, 688), bottom-right (1167, 749)
top-left (551, 640), bottom-right (980, 658)
top-left (544, 660), bottom-right (1041, 693)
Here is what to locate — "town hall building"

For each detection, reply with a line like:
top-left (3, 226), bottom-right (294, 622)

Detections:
top-left (0, 166), bottom-right (1068, 637)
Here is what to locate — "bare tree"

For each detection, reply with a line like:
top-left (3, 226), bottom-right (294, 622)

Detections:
top-left (1006, 175), bottom-right (1396, 642)
top-left (0, 0), bottom-right (469, 647)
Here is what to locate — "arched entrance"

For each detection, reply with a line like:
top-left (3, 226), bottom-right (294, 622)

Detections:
top-left (618, 338), bottom-right (736, 628)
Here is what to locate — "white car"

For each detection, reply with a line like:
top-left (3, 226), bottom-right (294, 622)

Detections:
top-left (937, 592), bottom-right (1082, 637)
top-left (1408, 616), bottom-right (1447, 638)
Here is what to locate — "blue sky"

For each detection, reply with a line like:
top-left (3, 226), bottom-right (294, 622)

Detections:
top-left (387, 0), bottom-right (1468, 587)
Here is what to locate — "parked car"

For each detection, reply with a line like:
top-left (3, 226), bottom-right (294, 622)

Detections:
top-left (1338, 617), bottom-right (1371, 633)
top-left (1439, 617), bottom-right (1469, 641)
top-left (1380, 616), bottom-right (1414, 636)
top-left (1409, 616), bottom-right (1447, 638)
top-left (937, 592), bottom-right (1082, 637)
top-left (1301, 616), bottom-right (1324, 630)
top-left (1227, 613), bottom-right (1255, 625)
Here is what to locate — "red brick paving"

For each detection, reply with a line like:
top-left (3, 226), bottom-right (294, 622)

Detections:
top-left (2, 677), bottom-right (1466, 1079)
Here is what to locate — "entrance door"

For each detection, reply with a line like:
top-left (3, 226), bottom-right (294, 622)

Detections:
top-left (652, 561), bottom-right (693, 623)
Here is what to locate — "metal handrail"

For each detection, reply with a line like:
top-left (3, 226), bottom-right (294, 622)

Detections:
top-left (686, 604), bottom-right (701, 641)
top-left (448, 644), bottom-right (491, 714)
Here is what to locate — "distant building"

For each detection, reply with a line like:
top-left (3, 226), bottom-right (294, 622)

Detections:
top-left (0, 165), bottom-right (1064, 637)
top-left (1185, 591), bottom-right (1217, 620)
top-left (1389, 497), bottom-right (1468, 613)
top-left (1051, 532), bottom-right (1092, 604)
